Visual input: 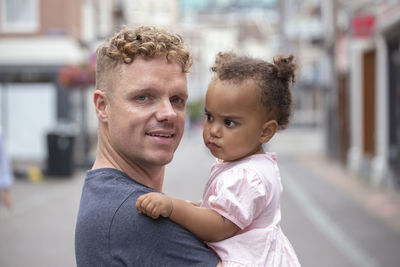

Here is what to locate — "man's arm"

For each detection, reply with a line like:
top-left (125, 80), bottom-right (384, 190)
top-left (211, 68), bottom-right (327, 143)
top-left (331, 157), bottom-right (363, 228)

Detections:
top-left (136, 192), bottom-right (240, 242)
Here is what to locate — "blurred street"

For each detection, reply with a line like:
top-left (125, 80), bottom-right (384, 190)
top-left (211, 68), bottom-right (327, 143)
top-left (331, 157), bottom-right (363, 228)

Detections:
top-left (1, 1), bottom-right (399, 266)
top-left (1, 127), bottom-right (400, 267)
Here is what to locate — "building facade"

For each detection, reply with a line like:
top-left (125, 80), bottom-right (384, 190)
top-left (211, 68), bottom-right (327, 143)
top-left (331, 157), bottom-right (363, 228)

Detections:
top-left (0, 0), bottom-right (114, 164)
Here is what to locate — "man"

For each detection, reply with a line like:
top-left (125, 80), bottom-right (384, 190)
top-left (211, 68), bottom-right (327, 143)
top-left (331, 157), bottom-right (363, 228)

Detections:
top-left (75, 26), bottom-right (219, 266)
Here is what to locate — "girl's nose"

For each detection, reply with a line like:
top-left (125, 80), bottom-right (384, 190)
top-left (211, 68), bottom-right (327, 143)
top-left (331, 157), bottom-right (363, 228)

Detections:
top-left (209, 123), bottom-right (221, 138)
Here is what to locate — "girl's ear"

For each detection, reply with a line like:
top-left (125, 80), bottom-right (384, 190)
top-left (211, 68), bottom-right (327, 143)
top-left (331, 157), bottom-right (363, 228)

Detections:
top-left (259, 120), bottom-right (278, 144)
top-left (94, 89), bottom-right (108, 122)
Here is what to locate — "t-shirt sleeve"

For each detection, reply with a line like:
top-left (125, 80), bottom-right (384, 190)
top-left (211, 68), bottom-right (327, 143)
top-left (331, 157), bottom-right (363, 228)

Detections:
top-left (206, 167), bottom-right (269, 229)
top-left (109, 191), bottom-right (219, 266)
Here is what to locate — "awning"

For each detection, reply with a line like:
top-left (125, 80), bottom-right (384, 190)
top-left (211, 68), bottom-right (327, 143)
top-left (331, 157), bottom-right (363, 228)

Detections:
top-left (0, 37), bottom-right (86, 66)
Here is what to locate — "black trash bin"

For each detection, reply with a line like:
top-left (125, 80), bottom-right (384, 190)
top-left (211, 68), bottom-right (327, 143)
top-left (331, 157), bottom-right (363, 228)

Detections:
top-left (46, 131), bottom-right (76, 176)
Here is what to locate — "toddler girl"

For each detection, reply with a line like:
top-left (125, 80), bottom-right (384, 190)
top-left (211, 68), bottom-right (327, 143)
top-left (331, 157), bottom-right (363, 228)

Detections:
top-left (136, 51), bottom-right (301, 267)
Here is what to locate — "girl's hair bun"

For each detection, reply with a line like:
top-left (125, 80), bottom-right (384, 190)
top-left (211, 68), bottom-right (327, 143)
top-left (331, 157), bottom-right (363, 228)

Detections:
top-left (273, 54), bottom-right (297, 84)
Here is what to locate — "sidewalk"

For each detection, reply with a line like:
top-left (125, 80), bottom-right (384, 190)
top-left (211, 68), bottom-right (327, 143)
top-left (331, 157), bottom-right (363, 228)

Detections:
top-left (299, 153), bottom-right (400, 235)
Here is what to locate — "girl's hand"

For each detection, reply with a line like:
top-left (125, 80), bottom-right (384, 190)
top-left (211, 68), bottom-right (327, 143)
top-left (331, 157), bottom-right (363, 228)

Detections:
top-left (136, 192), bottom-right (173, 219)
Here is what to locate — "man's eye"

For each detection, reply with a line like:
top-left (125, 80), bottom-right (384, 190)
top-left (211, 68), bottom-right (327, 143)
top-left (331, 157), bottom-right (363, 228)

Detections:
top-left (224, 120), bottom-right (236, 127)
top-left (171, 96), bottom-right (184, 104)
top-left (136, 95), bottom-right (148, 101)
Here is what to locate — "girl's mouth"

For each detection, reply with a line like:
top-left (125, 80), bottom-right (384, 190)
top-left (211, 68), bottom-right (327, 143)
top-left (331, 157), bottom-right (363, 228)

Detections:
top-left (206, 141), bottom-right (221, 150)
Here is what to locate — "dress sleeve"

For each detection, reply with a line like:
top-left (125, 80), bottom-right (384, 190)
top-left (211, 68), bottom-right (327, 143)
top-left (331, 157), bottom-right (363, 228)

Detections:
top-left (207, 167), bottom-right (269, 229)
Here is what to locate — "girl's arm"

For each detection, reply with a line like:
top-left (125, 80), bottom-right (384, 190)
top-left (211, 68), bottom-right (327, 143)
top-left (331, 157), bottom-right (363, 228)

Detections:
top-left (136, 192), bottom-right (240, 242)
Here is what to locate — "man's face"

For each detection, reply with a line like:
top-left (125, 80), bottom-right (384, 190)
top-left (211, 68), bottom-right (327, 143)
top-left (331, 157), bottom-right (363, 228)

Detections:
top-left (104, 56), bottom-right (188, 167)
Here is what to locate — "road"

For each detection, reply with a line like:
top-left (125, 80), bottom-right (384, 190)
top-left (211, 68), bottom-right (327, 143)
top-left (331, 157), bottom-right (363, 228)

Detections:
top-left (1, 127), bottom-right (400, 267)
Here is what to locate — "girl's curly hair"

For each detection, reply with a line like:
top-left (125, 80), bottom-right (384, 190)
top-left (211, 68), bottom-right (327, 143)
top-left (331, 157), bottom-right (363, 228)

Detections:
top-left (211, 52), bottom-right (297, 130)
top-left (96, 26), bottom-right (192, 90)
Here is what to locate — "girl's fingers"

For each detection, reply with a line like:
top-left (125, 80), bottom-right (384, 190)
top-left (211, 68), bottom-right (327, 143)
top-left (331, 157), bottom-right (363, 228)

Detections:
top-left (136, 196), bottom-right (145, 211)
top-left (151, 207), bottom-right (160, 219)
top-left (136, 193), bottom-right (165, 219)
top-left (137, 195), bottom-right (150, 212)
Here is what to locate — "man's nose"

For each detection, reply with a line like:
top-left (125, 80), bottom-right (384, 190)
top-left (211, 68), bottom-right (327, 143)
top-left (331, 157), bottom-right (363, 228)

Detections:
top-left (155, 99), bottom-right (177, 122)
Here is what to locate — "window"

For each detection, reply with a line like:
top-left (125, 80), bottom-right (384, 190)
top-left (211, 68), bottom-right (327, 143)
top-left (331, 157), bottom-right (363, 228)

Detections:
top-left (1, 0), bottom-right (39, 33)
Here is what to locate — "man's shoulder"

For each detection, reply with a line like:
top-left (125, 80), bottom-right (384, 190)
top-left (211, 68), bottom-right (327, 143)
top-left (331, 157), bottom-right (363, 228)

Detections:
top-left (77, 168), bottom-right (149, 233)
top-left (78, 168), bottom-right (152, 221)
top-left (84, 168), bottom-right (152, 195)
top-left (110, 200), bottom-right (219, 266)
top-left (76, 168), bottom-right (154, 266)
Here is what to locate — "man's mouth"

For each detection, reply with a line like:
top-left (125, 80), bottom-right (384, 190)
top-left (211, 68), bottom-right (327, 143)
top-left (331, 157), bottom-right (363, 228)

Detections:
top-left (146, 133), bottom-right (174, 138)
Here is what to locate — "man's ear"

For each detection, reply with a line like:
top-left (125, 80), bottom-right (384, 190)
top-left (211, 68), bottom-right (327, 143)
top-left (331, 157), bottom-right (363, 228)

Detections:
top-left (94, 89), bottom-right (108, 122)
top-left (259, 120), bottom-right (278, 144)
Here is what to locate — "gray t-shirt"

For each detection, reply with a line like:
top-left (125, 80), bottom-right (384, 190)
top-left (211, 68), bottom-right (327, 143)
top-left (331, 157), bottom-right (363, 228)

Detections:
top-left (75, 168), bottom-right (218, 267)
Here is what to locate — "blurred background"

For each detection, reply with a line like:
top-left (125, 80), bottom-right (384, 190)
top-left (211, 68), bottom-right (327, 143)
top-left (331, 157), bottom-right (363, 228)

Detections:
top-left (0, 0), bottom-right (400, 267)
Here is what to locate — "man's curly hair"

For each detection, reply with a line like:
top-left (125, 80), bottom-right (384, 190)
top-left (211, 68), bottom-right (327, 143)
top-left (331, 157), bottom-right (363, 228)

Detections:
top-left (96, 26), bottom-right (192, 91)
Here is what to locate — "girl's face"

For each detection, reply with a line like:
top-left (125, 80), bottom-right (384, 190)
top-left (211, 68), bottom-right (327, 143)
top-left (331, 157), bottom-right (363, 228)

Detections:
top-left (203, 78), bottom-right (274, 162)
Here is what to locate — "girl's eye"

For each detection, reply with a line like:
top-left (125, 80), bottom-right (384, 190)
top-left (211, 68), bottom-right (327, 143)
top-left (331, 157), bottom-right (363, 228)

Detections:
top-left (224, 120), bottom-right (236, 127)
top-left (205, 113), bottom-right (214, 121)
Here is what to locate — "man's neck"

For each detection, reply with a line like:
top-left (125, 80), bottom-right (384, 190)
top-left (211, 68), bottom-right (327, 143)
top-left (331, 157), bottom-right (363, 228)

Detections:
top-left (93, 143), bottom-right (165, 192)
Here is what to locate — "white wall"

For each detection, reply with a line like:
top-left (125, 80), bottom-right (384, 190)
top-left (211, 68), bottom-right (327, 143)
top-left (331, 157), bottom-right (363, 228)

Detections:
top-left (372, 36), bottom-right (389, 185)
top-left (0, 83), bottom-right (56, 161)
top-left (347, 40), bottom-right (365, 172)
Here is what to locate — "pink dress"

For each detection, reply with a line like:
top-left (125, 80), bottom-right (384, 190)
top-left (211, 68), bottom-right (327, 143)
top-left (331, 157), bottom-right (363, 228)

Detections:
top-left (201, 153), bottom-right (301, 267)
